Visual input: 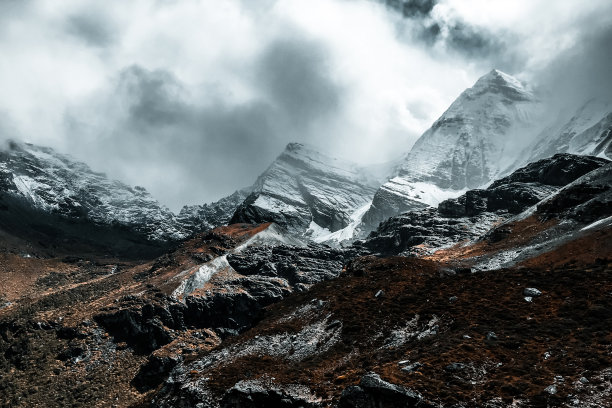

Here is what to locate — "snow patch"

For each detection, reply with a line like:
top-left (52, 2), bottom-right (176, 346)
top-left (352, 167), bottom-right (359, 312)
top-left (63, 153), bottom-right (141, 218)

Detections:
top-left (173, 255), bottom-right (232, 298)
top-left (236, 223), bottom-right (306, 251)
top-left (307, 202), bottom-right (371, 244)
top-left (382, 179), bottom-right (465, 207)
top-left (581, 215), bottom-right (612, 231)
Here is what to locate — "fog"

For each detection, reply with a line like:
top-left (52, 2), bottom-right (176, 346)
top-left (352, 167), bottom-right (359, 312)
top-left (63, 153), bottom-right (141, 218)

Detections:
top-left (0, 0), bottom-right (610, 210)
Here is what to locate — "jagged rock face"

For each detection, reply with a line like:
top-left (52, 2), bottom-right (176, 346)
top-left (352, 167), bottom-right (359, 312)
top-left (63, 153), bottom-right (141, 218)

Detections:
top-left (490, 153), bottom-right (609, 188)
top-left (183, 244), bottom-right (364, 333)
top-left (364, 207), bottom-right (499, 256)
top-left (227, 244), bottom-right (360, 286)
top-left (520, 99), bottom-right (612, 166)
top-left (363, 70), bottom-right (538, 231)
top-left (221, 381), bottom-right (322, 408)
top-left (230, 143), bottom-right (378, 235)
top-left (366, 154), bottom-right (610, 256)
top-left (537, 162), bottom-right (612, 223)
top-left (439, 154), bottom-right (609, 218)
top-left (177, 189), bottom-right (251, 234)
top-left (339, 373), bottom-right (431, 408)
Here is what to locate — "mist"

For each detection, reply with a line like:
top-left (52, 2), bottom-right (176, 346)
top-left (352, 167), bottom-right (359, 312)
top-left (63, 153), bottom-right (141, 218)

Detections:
top-left (0, 0), bottom-right (611, 210)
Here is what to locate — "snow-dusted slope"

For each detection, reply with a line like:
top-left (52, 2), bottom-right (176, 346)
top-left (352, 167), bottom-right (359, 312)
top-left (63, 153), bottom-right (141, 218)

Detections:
top-left (230, 143), bottom-right (379, 239)
top-left (399, 69), bottom-right (537, 187)
top-left (0, 141), bottom-right (184, 242)
top-left (518, 98), bottom-right (612, 165)
top-left (362, 69), bottom-right (540, 230)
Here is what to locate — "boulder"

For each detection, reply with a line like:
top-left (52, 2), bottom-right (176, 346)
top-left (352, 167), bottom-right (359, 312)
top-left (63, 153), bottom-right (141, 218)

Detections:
top-left (338, 373), bottom-right (431, 408)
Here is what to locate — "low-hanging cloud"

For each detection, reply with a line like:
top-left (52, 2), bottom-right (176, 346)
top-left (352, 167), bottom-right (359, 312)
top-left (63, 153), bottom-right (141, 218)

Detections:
top-left (0, 0), bottom-right (611, 210)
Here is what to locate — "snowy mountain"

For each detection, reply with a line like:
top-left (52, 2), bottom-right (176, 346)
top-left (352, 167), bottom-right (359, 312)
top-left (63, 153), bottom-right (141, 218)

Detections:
top-left (362, 69), bottom-right (540, 230)
top-left (230, 143), bottom-right (379, 242)
top-left (517, 98), bottom-right (612, 166)
top-left (0, 140), bottom-right (186, 242)
top-left (0, 140), bottom-right (256, 255)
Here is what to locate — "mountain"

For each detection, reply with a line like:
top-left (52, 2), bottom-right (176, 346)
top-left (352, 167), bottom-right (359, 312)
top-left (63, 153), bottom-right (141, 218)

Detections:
top-left (0, 140), bottom-right (258, 256)
top-left (230, 143), bottom-right (379, 242)
top-left (362, 69), bottom-right (540, 230)
top-left (0, 141), bottom-right (190, 256)
top-left (150, 153), bottom-right (612, 408)
top-left (365, 153), bottom-right (609, 257)
top-left (177, 188), bottom-right (251, 233)
top-left (517, 98), bottom-right (612, 166)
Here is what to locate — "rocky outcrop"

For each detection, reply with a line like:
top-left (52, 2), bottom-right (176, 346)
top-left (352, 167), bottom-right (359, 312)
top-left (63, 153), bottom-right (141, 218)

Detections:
top-left (183, 244), bottom-right (364, 333)
top-left (438, 154), bottom-right (608, 218)
top-left (537, 162), bottom-right (612, 223)
top-left (132, 354), bottom-right (181, 392)
top-left (339, 373), bottom-right (431, 408)
top-left (221, 381), bottom-right (322, 408)
top-left (364, 207), bottom-right (499, 256)
top-left (366, 154), bottom-right (610, 256)
top-left (94, 298), bottom-right (186, 354)
top-left (227, 244), bottom-right (359, 286)
top-left (177, 189), bottom-right (251, 234)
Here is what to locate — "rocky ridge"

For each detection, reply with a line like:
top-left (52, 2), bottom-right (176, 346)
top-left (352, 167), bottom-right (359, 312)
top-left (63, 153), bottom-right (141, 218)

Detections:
top-left (365, 154), bottom-right (609, 257)
top-left (519, 98), bottom-right (612, 167)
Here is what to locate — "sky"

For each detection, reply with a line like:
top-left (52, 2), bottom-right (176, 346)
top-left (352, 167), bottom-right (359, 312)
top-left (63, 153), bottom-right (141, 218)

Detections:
top-left (0, 0), bottom-right (611, 210)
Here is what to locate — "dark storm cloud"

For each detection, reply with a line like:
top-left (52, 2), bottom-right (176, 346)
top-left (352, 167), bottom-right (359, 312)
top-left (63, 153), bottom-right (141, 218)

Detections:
top-left (118, 66), bottom-right (189, 130)
top-left (386, 0), bottom-right (513, 66)
top-left (395, 0), bottom-right (436, 18)
top-left (5, 0), bottom-right (611, 211)
top-left (65, 12), bottom-right (116, 47)
top-left (257, 38), bottom-right (342, 128)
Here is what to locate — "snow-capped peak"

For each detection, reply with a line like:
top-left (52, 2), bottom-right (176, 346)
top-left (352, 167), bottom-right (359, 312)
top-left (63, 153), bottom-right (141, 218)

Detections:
top-left (231, 142), bottom-right (379, 238)
top-left (471, 69), bottom-right (531, 97)
top-left (361, 69), bottom-right (541, 232)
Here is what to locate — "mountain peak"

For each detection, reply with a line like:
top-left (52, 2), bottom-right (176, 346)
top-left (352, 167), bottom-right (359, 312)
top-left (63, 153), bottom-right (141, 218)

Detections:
top-left (282, 142), bottom-right (322, 158)
top-left (469, 69), bottom-right (532, 101)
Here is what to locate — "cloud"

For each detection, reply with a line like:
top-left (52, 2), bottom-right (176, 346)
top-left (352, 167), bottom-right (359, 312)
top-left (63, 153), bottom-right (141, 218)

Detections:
top-left (65, 11), bottom-right (117, 48)
top-left (118, 65), bottom-right (189, 130)
top-left (0, 0), bottom-right (611, 210)
top-left (256, 37), bottom-right (343, 129)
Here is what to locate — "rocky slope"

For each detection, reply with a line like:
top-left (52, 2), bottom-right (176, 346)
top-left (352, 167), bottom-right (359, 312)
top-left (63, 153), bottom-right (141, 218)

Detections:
top-left (149, 154), bottom-right (612, 408)
top-left (177, 189), bottom-right (251, 234)
top-left (0, 151), bottom-right (610, 407)
top-left (362, 69), bottom-right (539, 231)
top-left (365, 153), bottom-right (609, 257)
top-left (0, 141), bottom-right (251, 257)
top-left (230, 143), bottom-right (379, 241)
